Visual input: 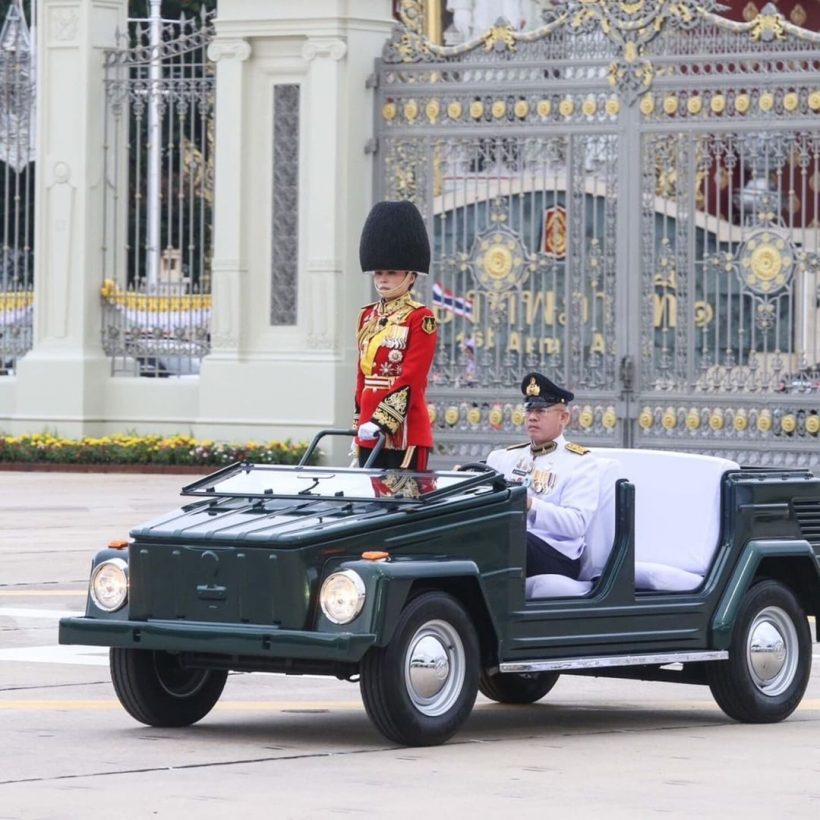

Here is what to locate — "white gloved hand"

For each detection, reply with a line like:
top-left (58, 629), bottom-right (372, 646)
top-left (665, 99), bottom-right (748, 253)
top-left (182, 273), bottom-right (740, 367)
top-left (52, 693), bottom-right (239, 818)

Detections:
top-left (357, 421), bottom-right (381, 441)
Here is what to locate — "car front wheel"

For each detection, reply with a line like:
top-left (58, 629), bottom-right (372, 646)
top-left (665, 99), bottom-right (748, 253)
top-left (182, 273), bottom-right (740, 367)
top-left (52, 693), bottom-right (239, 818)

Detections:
top-left (359, 591), bottom-right (479, 746)
top-left (707, 580), bottom-right (812, 723)
top-left (110, 648), bottom-right (228, 727)
top-left (479, 670), bottom-right (560, 704)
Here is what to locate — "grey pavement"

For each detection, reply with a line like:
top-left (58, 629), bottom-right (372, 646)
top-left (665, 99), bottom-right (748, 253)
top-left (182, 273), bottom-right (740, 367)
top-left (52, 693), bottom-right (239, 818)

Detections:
top-left (0, 470), bottom-right (818, 819)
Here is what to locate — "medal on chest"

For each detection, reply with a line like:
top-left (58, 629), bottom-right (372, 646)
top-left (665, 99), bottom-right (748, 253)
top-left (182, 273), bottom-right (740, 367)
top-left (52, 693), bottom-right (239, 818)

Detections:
top-left (530, 468), bottom-right (557, 495)
top-left (382, 324), bottom-right (409, 350)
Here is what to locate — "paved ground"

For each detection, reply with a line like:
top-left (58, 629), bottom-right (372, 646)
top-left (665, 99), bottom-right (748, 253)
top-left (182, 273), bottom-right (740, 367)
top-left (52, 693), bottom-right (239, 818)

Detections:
top-left (1, 471), bottom-right (819, 819)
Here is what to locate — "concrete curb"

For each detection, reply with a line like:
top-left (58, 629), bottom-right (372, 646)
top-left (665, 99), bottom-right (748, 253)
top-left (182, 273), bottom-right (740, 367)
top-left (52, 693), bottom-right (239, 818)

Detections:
top-left (0, 462), bottom-right (214, 474)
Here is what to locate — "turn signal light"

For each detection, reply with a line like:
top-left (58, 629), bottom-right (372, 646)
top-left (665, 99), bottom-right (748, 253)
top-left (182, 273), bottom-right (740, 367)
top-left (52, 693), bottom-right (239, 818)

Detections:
top-left (362, 551), bottom-right (390, 562)
top-left (108, 539), bottom-right (130, 550)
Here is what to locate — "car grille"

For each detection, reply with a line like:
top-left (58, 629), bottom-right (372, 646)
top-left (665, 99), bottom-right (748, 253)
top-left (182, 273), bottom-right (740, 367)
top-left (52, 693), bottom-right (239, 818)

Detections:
top-left (793, 498), bottom-right (820, 548)
top-left (127, 543), bottom-right (309, 627)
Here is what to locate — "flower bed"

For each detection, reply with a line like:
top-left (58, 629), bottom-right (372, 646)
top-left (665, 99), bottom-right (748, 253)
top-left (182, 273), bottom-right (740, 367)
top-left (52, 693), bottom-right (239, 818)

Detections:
top-left (0, 433), bottom-right (314, 471)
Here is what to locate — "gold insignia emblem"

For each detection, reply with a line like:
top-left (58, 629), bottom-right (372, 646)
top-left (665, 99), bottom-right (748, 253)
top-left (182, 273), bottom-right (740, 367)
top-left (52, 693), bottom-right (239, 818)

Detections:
top-left (565, 442), bottom-right (590, 455)
top-left (525, 377), bottom-right (540, 397)
top-left (543, 206), bottom-right (567, 259)
top-left (421, 315), bottom-right (437, 335)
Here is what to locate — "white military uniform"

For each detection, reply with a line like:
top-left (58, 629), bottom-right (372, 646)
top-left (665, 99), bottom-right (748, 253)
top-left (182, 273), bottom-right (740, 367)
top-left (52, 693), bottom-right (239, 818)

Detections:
top-left (486, 434), bottom-right (602, 561)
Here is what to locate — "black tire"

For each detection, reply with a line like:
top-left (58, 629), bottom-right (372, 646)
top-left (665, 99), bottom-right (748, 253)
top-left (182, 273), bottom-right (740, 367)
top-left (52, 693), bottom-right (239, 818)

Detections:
top-left (707, 580), bottom-right (812, 723)
top-left (479, 669), bottom-right (560, 704)
top-left (110, 648), bottom-right (228, 727)
top-left (359, 591), bottom-right (479, 746)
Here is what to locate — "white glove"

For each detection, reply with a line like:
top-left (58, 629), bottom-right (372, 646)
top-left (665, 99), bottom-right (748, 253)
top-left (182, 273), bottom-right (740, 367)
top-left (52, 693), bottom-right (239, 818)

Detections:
top-left (357, 421), bottom-right (381, 441)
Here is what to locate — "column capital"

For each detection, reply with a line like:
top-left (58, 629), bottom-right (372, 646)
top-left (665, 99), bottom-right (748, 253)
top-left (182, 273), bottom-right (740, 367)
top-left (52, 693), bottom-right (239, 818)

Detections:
top-left (207, 37), bottom-right (252, 63)
top-left (301, 38), bottom-right (347, 62)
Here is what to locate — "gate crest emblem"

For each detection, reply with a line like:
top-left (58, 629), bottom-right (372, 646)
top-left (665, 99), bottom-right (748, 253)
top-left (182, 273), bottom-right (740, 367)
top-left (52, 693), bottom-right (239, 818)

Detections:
top-left (543, 206), bottom-right (567, 259)
top-left (737, 231), bottom-right (794, 294)
top-left (471, 224), bottom-right (531, 292)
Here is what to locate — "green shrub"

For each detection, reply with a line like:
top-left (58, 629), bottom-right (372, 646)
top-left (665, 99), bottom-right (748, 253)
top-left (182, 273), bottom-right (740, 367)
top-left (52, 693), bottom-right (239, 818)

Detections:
top-left (0, 433), bottom-right (314, 466)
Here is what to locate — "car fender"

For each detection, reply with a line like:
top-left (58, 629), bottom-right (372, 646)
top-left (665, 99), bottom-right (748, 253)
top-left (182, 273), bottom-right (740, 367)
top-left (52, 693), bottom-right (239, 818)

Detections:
top-left (321, 558), bottom-right (487, 647)
top-left (711, 539), bottom-right (820, 648)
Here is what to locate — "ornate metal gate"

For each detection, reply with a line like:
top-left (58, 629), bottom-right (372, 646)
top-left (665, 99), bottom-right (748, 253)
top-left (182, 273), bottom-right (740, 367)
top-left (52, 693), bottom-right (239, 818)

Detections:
top-left (0, 1), bottom-right (34, 374)
top-left (101, 11), bottom-right (214, 377)
top-left (374, 0), bottom-right (820, 467)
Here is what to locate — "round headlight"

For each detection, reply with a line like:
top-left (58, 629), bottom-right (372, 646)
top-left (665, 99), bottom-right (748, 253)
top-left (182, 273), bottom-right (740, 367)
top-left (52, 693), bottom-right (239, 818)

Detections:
top-left (320, 570), bottom-right (366, 625)
top-left (90, 558), bottom-right (128, 612)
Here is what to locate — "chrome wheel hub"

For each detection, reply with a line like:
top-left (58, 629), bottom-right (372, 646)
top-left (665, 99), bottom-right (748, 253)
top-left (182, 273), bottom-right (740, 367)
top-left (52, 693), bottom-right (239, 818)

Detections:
top-left (746, 606), bottom-right (798, 697)
top-left (404, 619), bottom-right (465, 717)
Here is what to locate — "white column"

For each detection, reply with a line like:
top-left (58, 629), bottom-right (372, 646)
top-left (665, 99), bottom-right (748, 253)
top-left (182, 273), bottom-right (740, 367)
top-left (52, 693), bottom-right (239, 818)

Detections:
top-left (204, 36), bottom-right (252, 359)
top-left (12, 0), bottom-right (127, 436)
top-left (196, 0), bottom-right (394, 463)
top-left (301, 37), bottom-right (346, 352)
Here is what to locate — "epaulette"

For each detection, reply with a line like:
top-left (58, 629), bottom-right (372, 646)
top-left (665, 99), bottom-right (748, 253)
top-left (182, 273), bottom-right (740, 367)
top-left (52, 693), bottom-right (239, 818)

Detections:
top-left (357, 303), bottom-right (377, 325)
top-left (385, 301), bottom-right (422, 324)
top-left (506, 441), bottom-right (530, 450)
top-left (565, 442), bottom-right (590, 455)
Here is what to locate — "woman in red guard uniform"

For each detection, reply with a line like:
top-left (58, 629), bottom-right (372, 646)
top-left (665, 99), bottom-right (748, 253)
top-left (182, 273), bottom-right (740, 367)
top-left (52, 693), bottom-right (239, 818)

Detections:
top-left (355, 200), bottom-right (437, 470)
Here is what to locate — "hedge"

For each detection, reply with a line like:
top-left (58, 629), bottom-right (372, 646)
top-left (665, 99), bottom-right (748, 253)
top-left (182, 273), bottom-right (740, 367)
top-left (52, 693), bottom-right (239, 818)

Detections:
top-left (0, 433), bottom-right (313, 467)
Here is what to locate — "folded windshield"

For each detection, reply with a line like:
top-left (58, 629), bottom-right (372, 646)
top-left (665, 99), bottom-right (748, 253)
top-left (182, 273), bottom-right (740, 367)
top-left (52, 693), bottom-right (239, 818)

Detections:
top-left (181, 464), bottom-right (494, 504)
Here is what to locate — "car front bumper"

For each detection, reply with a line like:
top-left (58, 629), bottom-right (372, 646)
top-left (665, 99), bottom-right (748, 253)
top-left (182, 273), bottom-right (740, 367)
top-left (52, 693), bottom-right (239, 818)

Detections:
top-left (58, 616), bottom-right (377, 663)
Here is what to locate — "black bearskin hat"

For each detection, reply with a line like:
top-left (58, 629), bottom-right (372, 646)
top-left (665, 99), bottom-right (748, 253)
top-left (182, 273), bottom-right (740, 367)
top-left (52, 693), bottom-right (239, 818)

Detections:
top-left (359, 200), bottom-right (430, 275)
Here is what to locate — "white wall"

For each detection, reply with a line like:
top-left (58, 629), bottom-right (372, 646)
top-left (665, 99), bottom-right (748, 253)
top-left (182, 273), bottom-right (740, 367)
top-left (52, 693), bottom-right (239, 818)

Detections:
top-left (8, 0), bottom-right (125, 438)
top-left (0, 0), bottom-right (394, 462)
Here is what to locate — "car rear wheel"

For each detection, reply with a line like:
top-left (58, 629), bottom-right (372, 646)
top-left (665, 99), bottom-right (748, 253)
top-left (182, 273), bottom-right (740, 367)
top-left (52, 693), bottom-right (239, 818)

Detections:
top-left (110, 648), bottom-right (228, 727)
top-left (479, 670), bottom-right (560, 704)
top-left (707, 580), bottom-right (811, 723)
top-left (359, 591), bottom-right (479, 746)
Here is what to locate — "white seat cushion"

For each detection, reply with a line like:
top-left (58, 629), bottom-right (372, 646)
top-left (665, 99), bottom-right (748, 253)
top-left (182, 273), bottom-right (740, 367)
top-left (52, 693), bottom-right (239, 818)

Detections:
top-left (524, 448), bottom-right (738, 597)
top-left (526, 574), bottom-right (594, 598)
top-left (592, 448), bottom-right (739, 576)
top-left (635, 561), bottom-right (703, 592)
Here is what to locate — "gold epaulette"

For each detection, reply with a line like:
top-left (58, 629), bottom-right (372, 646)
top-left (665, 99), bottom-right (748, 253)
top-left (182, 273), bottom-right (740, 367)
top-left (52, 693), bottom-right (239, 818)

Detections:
top-left (357, 303), bottom-right (376, 326)
top-left (565, 442), bottom-right (590, 455)
top-left (506, 441), bottom-right (530, 450)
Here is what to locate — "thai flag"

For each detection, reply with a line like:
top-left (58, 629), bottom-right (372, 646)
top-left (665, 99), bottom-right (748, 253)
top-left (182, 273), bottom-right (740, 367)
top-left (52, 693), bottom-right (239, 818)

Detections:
top-left (432, 282), bottom-right (474, 321)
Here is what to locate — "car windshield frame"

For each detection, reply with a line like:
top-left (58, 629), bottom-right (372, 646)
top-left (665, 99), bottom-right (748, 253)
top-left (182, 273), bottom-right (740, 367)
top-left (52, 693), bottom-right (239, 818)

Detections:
top-left (180, 462), bottom-right (499, 505)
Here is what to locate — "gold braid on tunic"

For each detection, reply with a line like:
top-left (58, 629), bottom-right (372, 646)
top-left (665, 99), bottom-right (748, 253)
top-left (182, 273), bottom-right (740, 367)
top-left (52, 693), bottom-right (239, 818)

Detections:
top-left (357, 293), bottom-right (422, 446)
top-left (357, 295), bottom-right (421, 379)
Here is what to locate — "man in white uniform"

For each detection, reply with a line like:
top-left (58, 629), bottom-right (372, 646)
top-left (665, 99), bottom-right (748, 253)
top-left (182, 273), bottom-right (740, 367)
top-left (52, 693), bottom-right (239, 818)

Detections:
top-left (486, 372), bottom-right (603, 579)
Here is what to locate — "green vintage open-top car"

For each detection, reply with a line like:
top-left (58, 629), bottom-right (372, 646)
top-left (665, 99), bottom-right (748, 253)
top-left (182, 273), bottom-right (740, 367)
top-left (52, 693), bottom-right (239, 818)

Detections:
top-left (59, 431), bottom-right (820, 746)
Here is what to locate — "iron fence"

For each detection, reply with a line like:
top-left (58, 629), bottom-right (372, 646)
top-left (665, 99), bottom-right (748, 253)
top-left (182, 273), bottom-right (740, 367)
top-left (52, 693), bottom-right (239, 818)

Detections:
top-left (101, 10), bottom-right (215, 377)
top-left (0, 0), bottom-right (34, 374)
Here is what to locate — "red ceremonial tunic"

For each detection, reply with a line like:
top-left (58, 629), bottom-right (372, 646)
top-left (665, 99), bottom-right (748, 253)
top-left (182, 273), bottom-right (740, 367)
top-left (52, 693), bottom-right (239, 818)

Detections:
top-left (354, 293), bottom-right (437, 453)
